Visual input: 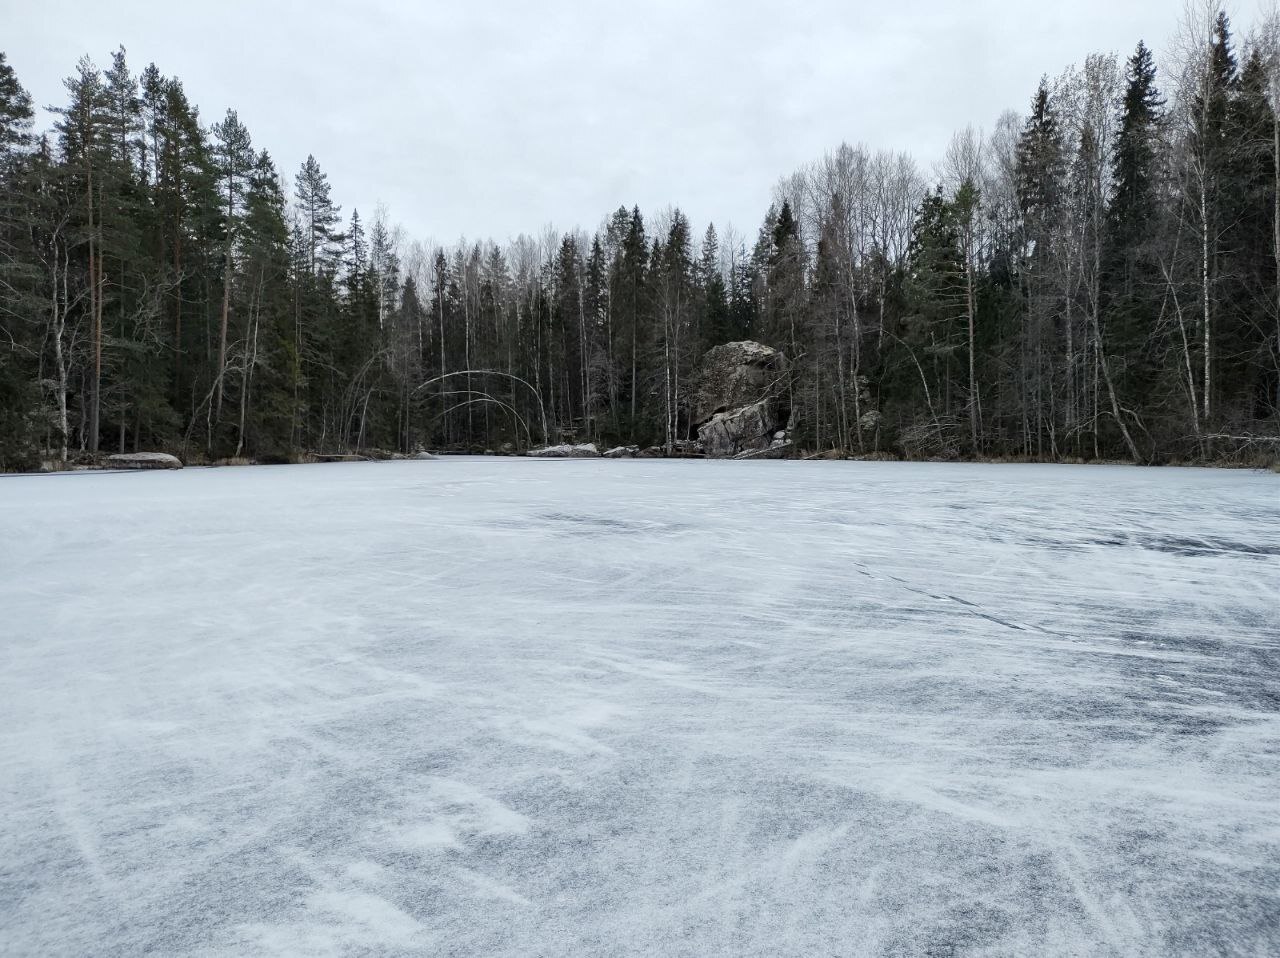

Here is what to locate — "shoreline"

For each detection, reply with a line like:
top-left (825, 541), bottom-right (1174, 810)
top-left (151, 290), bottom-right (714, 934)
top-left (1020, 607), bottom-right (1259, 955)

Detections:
top-left (9, 450), bottom-right (1279, 477)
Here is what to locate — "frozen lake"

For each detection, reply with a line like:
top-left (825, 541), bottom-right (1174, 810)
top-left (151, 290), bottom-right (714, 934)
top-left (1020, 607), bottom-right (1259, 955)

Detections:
top-left (1, 459), bottom-right (1278, 957)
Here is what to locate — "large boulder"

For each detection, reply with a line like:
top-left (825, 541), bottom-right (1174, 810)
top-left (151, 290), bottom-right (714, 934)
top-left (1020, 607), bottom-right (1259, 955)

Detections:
top-left (698, 401), bottom-right (777, 458)
top-left (693, 341), bottom-right (789, 424)
top-left (694, 342), bottom-right (792, 458)
top-left (107, 452), bottom-right (183, 470)
top-left (527, 443), bottom-right (600, 458)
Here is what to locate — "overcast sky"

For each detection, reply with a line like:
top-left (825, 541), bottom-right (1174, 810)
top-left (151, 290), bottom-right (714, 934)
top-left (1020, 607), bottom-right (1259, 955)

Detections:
top-left (1, 0), bottom-right (1254, 245)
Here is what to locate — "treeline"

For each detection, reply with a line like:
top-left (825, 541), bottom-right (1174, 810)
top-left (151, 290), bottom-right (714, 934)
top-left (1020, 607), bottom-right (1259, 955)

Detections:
top-left (1, 8), bottom-right (1279, 470)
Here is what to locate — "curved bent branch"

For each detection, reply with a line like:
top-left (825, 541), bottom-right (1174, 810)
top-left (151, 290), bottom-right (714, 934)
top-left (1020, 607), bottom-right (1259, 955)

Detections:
top-left (427, 397), bottom-right (532, 449)
top-left (412, 370), bottom-right (548, 444)
top-left (433, 389), bottom-right (533, 449)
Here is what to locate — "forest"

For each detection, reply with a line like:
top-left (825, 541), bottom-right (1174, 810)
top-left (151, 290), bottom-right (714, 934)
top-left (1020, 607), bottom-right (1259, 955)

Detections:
top-left (1, 6), bottom-right (1279, 471)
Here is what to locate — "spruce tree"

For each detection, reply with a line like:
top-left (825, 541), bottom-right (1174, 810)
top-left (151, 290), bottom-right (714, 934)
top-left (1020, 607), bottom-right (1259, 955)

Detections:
top-left (1015, 79), bottom-right (1067, 455)
top-left (0, 52), bottom-right (34, 159)
top-left (902, 187), bottom-right (966, 436)
top-left (1220, 49), bottom-right (1276, 420)
top-left (1189, 12), bottom-right (1238, 427)
top-left (698, 223), bottom-right (731, 349)
top-left (1016, 80), bottom-right (1066, 251)
top-left (0, 53), bottom-right (39, 468)
top-left (396, 274), bottom-right (424, 449)
top-left (1108, 43), bottom-right (1162, 257)
top-left (765, 200), bottom-right (805, 357)
top-left (1098, 43), bottom-right (1166, 452)
top-left (654, 211), bottom-right (694, 445)
top-left (616, 207), bottom-right (648, 430)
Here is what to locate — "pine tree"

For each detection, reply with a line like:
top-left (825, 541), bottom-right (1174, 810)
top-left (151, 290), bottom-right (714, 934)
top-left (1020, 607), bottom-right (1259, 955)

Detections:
top-left (229, 150), bottom-right (291, 455)
top-left (1, 29), bottom-right (1276, 469)
top-left (103, 48), bottom-right (141, 170)
top-left (295, 154), bottom-right (341, 276)
top-left (53, 56), bottom-right (112, 452)
top-left (148, 76), bottom-right (219, 424)
top-left (212, 109), bottom-right (254, 423)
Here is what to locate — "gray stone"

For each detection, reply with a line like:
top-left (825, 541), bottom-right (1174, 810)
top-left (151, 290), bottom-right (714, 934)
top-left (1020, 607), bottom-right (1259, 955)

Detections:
top-left (693, 341), bottom-right (789, 425)
top-left (527, 443), bottom-right (601, 458)
top-left (699, 401), bottom-right (779, 458)
top-left (107, 452), bottom-right (183, 470)
top-left (693, 341), bottom-right (792, 459)
top-left (603, 446), bottom-right (639, 458)
top-left (734, 439), bottom-right (793, 460)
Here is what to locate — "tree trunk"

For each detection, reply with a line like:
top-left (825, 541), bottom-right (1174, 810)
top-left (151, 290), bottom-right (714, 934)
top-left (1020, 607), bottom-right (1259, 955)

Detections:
top-left (849, 265), bottom-right (865, 454)
top-left (1089, 309), bottom-right (1141, 463)
top-left (1200, 178), bottom-right (1212, 424)
top-left (1274, 95), bottom-right (1280, 418)
top-left (438, 287), bottom-right (447, 445)
top-left (54, 244), bottom-right (70, 462)
top-left (215, 238), bottom-right (232, 423)
top-left (87, 164), bottom-right (101, 454)
top-left (235, 276), bottom-right (262, 459)
top-left (966, 258), bottom-right (979, 454)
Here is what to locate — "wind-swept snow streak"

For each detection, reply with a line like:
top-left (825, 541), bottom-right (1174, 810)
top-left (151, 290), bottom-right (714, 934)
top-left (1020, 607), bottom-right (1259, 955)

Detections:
top-left (1, 460), bottom-right (1277, 956)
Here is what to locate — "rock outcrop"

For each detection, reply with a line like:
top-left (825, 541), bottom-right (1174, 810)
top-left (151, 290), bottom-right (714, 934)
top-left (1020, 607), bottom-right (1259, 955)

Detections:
top-left (527, 443), bottom-right (601, 458)
top-left (107, 452), bottom-right (183, 470)
top-left (693, 342), bottom-right (792, 458)
top-left (602, 446), bottom-right (639, 458)
top-left (700, 405), bottom-right (795, 459)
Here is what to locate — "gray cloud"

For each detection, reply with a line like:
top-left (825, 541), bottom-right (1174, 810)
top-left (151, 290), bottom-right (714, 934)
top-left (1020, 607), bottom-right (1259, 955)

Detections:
top-left (3, 0), bottom-right (1224, 243)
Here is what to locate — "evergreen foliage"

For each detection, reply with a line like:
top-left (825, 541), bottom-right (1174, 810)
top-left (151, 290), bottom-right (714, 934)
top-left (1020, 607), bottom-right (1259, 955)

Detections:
top-left (1, 20), bottom-right (1278, 468)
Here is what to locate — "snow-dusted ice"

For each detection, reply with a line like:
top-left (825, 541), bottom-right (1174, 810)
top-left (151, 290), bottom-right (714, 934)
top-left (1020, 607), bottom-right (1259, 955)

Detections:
top-left (1, 459), bottom-right (1278, 957)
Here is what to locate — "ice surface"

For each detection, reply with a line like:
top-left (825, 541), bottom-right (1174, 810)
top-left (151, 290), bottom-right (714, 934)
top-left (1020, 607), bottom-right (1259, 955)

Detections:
top-left (1, 459), bottom-right (1278, 957)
